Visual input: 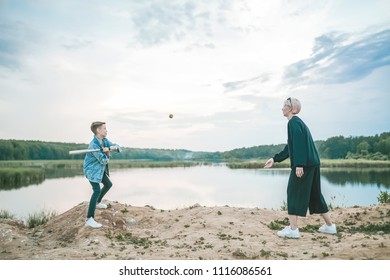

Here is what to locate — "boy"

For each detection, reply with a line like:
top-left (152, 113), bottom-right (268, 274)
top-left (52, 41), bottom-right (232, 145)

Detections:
top-left (83, 121), bottom-right (121, 228)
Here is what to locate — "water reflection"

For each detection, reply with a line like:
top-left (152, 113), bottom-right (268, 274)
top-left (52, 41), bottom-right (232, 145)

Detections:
top-left (44, 168), bottom-right (83, 180)
top-left (0, 168), bottom-right (82, 190)
top-left (0, 176), bottom-right (46, 190)
top-left (2, 166), bottom-right (389, 190)
top-left (0, 169), bottom-right (45, 190)
top-left (0, 165), bottom-right (388, 218)
top-left (321, 168), bottom-right (390, 188)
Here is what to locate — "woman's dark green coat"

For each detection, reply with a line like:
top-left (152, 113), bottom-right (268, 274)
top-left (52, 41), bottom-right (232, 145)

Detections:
top-left (273, 116), bottom-right (329, 217)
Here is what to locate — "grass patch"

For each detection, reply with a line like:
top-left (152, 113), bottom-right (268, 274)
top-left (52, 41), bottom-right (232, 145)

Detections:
top-left (115, 233), bottom-right (152, 249)
top-left (345, 222), bottom-right (390, 234)
top-left (267, 218), bottom-right (289, 230)
top-left (276, 252), bottom-right (288, 258)
top-left (120, 208), bottom-right (129, 213)
top-left (279, 201), bottom-right (288, 211)
top-left (217, 232), bottom-right (244, 241)
top-left (26, 210), bottom-right (56, 228)
top-left (260, 249), bottom-right (272, 258)
top-left (300, 224), bottom-right (320, 233)
top-left (227, 161), bottom-right (290, 169)
top-left (110, 160), bottom-right (199, 168)
top-left (227, 159), bottom-right (390, 169)
top-left (0, 209), bottom-right (14, 219)
top-left (320, 159), bottom-right (390, 168)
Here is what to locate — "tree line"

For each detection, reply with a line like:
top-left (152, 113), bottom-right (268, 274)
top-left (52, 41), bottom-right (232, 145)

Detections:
top-left (0, 132), bottom-right (389, 161)
top-left (317, 133), bottom-right (390, 160)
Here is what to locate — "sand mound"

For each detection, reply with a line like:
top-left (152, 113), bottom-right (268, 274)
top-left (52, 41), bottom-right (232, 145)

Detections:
top-left (1, 201), bottom-right (389, 260)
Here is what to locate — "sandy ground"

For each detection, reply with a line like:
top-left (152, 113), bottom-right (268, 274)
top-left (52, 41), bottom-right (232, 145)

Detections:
top-left (0, 201), bottom-right (389, 260)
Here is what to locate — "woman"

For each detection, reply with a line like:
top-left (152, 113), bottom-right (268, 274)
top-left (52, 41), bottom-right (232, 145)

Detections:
top-left (264, 97), bottom-right (336, 238)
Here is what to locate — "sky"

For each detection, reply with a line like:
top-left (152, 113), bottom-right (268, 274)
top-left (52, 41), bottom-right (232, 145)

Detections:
top-left (0, 0), bottom-right (389, 152)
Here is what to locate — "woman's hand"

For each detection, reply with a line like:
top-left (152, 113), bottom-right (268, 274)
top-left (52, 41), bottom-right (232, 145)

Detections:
top-left (264, 158), bottom-right (274, 168)
top-left (296, 167), bottom-right (304, 178)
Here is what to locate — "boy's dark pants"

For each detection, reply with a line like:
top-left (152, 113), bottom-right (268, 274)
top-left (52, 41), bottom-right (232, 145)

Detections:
top-left (87, 173), bottom-right (112, 218)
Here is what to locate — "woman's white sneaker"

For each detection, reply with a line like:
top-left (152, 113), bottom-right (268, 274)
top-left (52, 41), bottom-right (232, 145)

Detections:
top-left (318, 223), bottom-right (337, 234)
top-left (85, 217), bottom-right (102, 228)
top-left (277, 226), bottom-right (300, 238)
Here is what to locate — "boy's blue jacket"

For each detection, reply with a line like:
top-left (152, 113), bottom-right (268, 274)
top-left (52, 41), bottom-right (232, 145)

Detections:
top-left (83, 135), bottom-right (121, 183)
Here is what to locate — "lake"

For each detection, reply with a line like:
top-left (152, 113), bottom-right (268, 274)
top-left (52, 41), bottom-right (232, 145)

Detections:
top-left (0, 164), bottom-right (389, 219)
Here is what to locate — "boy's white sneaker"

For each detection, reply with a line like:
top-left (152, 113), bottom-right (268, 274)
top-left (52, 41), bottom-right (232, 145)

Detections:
top-left (318, 223), bottom-right (337, 234)
top-left (96, 203), bottom-right (107, 209)
top-left (85, 217), bottom-right (102, 228)
top-left (277, 226), bottom-right (300, 238)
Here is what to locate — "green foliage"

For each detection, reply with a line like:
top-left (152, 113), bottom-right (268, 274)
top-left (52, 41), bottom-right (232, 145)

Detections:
top-left (267, 221), bottom-right (283, 230)
top-left (267, 218), bottom-right (289, 230)
top-left (280, 200), bottom-right (288, 211)
top-left (299, 224), bottom-right (319, 233)
top-left (0, 209), bottom-right (14, 219)
top-left (345, 222), bottom-right (390, 234)
top-left (115, 232), bottom-right (152, 249)
top-left (377, 191), bottom-right (390, 204)
top-left (26, 210), bottom-right (56, 228)
top-left (0, 132), bottom-right (389, 161)
top-left (221, 144), bottom-right (286, 161)
top-left (228, 159), bottom-right (390, 169)
top-left (0, 167), bottom-right (45, 189)
top-left (110, 161), bottom-right (197, 168)
top-left (260, 249), bottom-right (271, 258)
top-left (318, 132), bottom-right (390, 160)
top-left (227, 161), bottom-right (290, 169)
top-left (0, 140), bottom-right (87, 160)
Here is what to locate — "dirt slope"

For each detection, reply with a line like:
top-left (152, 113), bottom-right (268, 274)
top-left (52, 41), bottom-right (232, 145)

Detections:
top-left (1, 201), bottom-right (389, 260)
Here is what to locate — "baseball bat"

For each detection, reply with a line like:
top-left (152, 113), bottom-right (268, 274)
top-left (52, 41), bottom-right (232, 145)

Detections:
top-left (68, 148), bottom-right (101, 155)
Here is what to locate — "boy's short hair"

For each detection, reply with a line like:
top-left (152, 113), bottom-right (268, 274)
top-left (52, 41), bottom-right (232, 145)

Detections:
top-left (90, 121), bottom-right (106, 134)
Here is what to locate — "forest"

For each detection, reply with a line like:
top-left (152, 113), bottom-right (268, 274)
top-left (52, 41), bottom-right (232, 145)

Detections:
top-left (0, 132), bottom-right (389, 162)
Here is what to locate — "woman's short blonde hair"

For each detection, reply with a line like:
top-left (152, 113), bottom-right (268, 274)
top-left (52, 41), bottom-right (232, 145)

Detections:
top-left (285, 97), bottom-right (301, 114)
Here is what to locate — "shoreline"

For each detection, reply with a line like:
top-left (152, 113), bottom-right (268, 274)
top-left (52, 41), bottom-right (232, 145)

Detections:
top-left (1, 158), bottom-right (390, 168)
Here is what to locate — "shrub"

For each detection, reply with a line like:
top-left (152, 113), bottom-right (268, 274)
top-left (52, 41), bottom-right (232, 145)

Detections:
top-left (377, 191), bottom-right (390, 204)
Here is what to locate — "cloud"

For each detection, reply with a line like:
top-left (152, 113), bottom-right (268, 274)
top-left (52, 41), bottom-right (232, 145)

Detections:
top-left (223, 74), bottom-right (271, 93)
top-left (129, 0), bottom-right (233, 47)
top-left (130, 1), bottom-right (200, 46)
top-left (284, 29), bottom-right (390, 86)
top-left (0, 17), bottom-right (45, 73)
top-left (0, 22), bottom-right (25, 69)
top-left (61, 38), bottom-right (93, 50)
top-left (1, 1), bottom-right (389, 151)
top-left (184, 41), bottom-right (216, 52)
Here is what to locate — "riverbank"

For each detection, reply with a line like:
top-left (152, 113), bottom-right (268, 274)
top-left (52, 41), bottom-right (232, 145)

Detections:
top-left (227, 159), bottom-right (390, 169)
top-left (1, 201), bottom-right (389, 260)
top-left (0, 159), bottom-right (201, 169)
top-left (1, 159), bottom-right (390, 173)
